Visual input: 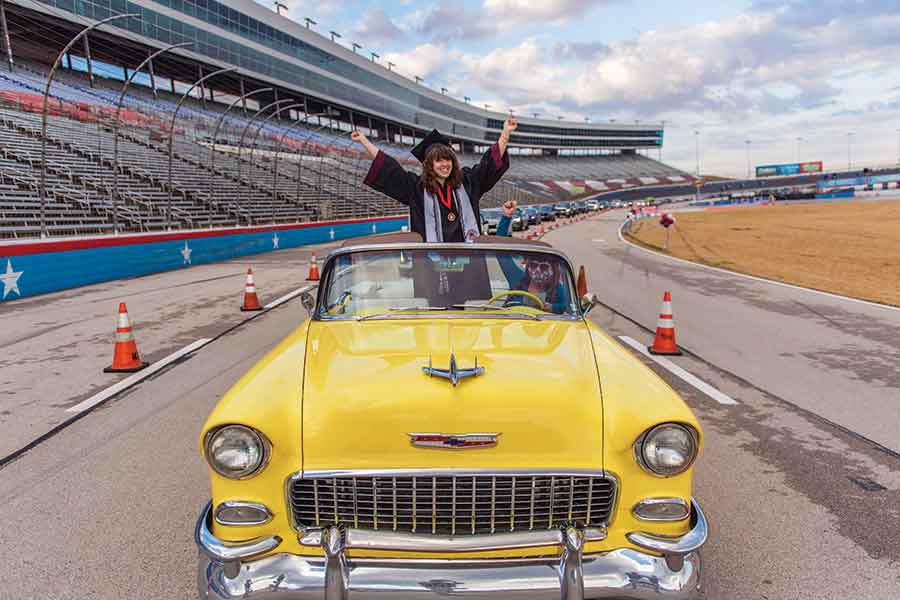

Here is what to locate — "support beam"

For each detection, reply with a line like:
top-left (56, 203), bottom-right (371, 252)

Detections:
top-left (198, 65), bottom-right (206, 108)
top-left (0, 0), bottom-right (14, 72)
top-left (146, 51), bottom-right (157, 99)
top-left (239, 78), bottom-right (247, 116)
top-left (83, 34), bottom-right (95, 88)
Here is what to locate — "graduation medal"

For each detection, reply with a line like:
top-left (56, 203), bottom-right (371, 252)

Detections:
top-left (436, 185), bottom-right (456, 222)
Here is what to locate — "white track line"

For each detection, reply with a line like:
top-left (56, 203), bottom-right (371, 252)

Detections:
top-left (264, 284), bottom-right (316, 309)
top-left (618, 335), bottom-right (738, 406)
top-left (617, 221), bottom-right (900, 313)
top-left (66, 338), bottom-right (212, 413)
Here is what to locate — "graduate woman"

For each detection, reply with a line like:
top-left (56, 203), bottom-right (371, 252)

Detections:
top-left (351, 118), bottom-right (517, 242)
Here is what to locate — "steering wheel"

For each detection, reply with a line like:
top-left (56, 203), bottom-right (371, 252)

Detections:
top-left (485, 290), bottom-right (545, 309)
top-left (326, 290), bottom-right (352, 315)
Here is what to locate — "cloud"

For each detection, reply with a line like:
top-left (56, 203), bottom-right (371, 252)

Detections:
top-left (350, 8), bottom-right (406, 46)
top-left (408, 0), bottom-right (611, 41)
top-left (483, 0), bottom-right (612, 26)
top-left (382, 43), bottom-right (462, 81)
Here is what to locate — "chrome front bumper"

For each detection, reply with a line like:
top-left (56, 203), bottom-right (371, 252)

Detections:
top-left (196, 499), bottom-right (707, 600)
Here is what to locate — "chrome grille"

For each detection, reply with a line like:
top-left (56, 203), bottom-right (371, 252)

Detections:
top-left (289, 474), bottom-right (615, 535)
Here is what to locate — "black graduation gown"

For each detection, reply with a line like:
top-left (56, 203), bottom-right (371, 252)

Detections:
top-left (363, 143), bottom-right (510, 241)
top-left (362, 143), bottom-right (510, 304)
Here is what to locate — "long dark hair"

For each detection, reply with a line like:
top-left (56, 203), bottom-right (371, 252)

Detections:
top-left (421, 144), bottom-right (463, 195)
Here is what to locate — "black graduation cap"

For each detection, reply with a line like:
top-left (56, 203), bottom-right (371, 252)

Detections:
top-left (410, 129), bottom-right (452, 162)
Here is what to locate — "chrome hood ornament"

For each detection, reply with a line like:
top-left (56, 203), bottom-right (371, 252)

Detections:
top-left (422, 354), bottom-right (484, 386)
top-left (408, 433), bottom-right (500, 449)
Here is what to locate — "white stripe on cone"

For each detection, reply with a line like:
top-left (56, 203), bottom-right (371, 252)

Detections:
top-left (657, 318), bottom-right (675, 328)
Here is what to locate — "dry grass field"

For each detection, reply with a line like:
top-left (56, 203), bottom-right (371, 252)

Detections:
top-left (625, 200), bottom-right (900, 306)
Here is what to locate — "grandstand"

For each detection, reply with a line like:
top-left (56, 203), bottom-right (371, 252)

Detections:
top-left (0, 0), bottom-right (685, 238)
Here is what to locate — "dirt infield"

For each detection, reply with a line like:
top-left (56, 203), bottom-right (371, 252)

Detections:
top-left (625, 200), bottom-right (900, 306)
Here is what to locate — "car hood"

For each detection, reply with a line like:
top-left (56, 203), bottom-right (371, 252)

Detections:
top-left (302, 318), bottom-right (603, 472)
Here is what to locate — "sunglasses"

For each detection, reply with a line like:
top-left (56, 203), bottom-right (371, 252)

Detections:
top-left (526, 261), bottom-right (554, 275)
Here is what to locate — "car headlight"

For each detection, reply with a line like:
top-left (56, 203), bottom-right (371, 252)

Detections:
top-left (635, 423), bottom-right (698, 477)
top-left (205, 425), bottom-right (269, 479)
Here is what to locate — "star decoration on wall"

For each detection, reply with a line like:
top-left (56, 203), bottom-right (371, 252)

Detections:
top-left (272, 232), bottom-right (280, 249)
top-left (1, 258), bottom-right (22, 299)
top-left (180, 241), bottom-right (192, 264)
top-left (329, 228), bottom-right (335, 240)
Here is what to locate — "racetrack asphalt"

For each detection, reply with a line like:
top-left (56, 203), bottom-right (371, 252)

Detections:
top-left (546, 211), bottom-right (900, 455)
top-left (0, 212), bottom-right (898, 598)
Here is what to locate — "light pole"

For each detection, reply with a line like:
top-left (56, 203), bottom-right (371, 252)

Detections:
top-left (112, 41), bottom-right (190, 234)
top-left (387, 61), bottom-right (395, 71)
top-left (370, 52), bottom-right (379, 62)
top-left (167, 67), bottom-right (236, 229)
top-left (39, 13), bottom-right (140, 238)
top-left (235, 98), bottom-right (295, 222)
top-left (745, 139), bottom-right (751, 179)
top-left (464, 96), bottom-right (470, 104)
top-left (847, 132), bottom-right (854, 171)
top-left (304, 17), bottom-right (316, 29)
top-left (329, 30), bottom-right (341, 43)
top-left (272, 112), bottom-right (327, 222)
top-left (441, 87), bottom-right (448, 95)
top-left (208, 87), bottom-right (273, 227)
top-left (414, 75), bottom-right (423, 84)
top-left (352, 42), bottom-right (362, 53)
top-left (693, 130), bottom-right (700, 177)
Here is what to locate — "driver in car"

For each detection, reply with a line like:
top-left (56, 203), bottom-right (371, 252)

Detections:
top-left (495, 200), bottom-right (570, 314)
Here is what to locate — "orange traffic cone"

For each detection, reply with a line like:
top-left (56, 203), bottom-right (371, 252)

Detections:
top-left (240, 267), bottom-right (262, 311)
top-left (104, 303), bottom-right (149, 373)
top-left (576, 266), bottom-right (588, 297)
top-left (648, 291), bottom-right (682, 355)
top-left (540, 223), bottom-right (545, 235)
top-left (307, 252), bottom-right (320, 281)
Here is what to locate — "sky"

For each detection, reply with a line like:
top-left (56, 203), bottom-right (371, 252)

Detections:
top-left (255, 0), bottom-right (900, 177)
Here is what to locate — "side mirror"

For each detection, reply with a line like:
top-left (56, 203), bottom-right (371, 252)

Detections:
top-left (581, 293), bottom-right (599, 314)
top-left (300, 290), bottom-right (316, 317)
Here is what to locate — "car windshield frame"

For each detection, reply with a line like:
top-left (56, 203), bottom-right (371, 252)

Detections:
top-left (314, 241), bottom-right (584, 322)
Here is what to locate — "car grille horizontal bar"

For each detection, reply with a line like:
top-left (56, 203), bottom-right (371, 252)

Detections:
top-left (289, 474), bottom-right (615, 535)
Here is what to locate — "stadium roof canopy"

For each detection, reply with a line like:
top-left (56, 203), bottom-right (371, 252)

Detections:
top-left (5, 0), bottom-right (665, 152)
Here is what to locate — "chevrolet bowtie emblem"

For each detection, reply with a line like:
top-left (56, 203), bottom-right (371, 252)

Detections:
top-left (422, 353), bottom-right (484, 386)
top-left (408, 433), bottom-right (499, 449)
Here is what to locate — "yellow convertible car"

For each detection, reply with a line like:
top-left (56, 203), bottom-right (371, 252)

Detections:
top-left (196, 233), bottom-right (707, 599)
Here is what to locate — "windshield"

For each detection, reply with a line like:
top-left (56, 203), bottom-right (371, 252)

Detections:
top-left (320, 247), bottom-right (579, 319)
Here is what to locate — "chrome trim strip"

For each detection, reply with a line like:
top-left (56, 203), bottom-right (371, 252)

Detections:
top-left (298, 468), bottom-right (606, 479)
top-left (214, 501), bottom-right (274, 527)
top-left (299, 526), bottom-right (608, 552)
top-left (627, 498), bottom-right (708, 556)
top-left (632, 497), bottom-right (690, 522)
top-left (195, 502), bottom-right (281, 562)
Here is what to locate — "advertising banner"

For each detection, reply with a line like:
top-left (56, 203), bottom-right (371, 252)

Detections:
top-left (755, 161), bottom-right (823, 177)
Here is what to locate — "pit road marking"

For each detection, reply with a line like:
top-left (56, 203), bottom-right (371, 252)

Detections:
top-left (264, 284), bottom-right (316, 309)
top-left (618, 335), bottom-right (738, 406)
top-left (66, 338), bottom-right (213, 413)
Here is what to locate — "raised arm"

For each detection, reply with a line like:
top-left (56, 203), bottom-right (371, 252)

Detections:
top-left (353, 130), bottom-right (419, 206)
top-left (497, 117), bottom-right (517, 156)
top-left (351, 130), bottom-right (379, 159)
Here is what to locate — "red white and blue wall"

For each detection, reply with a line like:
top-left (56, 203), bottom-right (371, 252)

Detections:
top-left (0, 215), bottom-right (407, 302)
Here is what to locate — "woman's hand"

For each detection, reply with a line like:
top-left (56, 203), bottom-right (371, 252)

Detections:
top-left (498, 117), bottom-right (517, 155)
top-left (351, 130), bottom-right (379, 159)
top-left (502, 199), bottom-right (517, 217)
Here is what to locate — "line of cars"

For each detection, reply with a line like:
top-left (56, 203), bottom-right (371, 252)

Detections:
top-left (481, 199), bottom-right (606, 234)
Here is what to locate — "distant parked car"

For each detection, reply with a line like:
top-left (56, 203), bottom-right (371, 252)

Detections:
top-left (538, 204), bottom-right (557, 221)
top-left (511, 208), bottom-right (525, 231)
top-left (481, 208), bottom-right (502, 234)
top-left (554, 203), bottom-right (572, 217)
top-left (586, 200), bottom-right (600, 211)
top-left (523, 207), bottom-right (541, 226)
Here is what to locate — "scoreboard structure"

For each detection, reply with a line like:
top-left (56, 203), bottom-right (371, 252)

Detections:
top-left (755, 161), bottom-right (823, 177)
